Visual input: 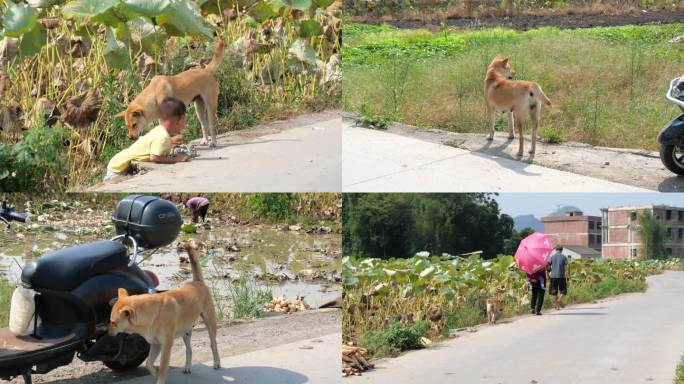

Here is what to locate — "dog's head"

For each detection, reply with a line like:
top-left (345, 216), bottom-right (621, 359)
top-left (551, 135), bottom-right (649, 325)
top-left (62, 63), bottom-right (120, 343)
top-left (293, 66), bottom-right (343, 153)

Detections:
top-left (116, 107), bottom-right (149, 141)
top-left (108, 288), bottom-right (136, 336)
top-left (490, 57), bottom-right (515, 80)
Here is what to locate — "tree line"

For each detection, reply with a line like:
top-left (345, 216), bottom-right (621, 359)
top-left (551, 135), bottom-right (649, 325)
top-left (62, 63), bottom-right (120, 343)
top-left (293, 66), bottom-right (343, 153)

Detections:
top-left (343, 193), bottom-right (533, 259)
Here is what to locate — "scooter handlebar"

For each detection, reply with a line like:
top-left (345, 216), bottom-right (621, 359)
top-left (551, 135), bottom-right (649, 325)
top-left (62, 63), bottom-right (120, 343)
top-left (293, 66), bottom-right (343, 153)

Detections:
top-left (667, 77), bottom-right (684, 110)
top-left (7, 211), bottom-right (27, 223)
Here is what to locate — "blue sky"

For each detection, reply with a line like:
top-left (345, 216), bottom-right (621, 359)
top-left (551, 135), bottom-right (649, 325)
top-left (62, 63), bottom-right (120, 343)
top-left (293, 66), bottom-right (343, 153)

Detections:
top-left (493, 193), bottom-right (684, 218)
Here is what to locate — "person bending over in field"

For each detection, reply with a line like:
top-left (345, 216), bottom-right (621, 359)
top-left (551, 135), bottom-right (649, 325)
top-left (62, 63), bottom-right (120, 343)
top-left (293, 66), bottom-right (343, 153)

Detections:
top-left (184, 196), bottom-right (210, 223)
top-left (104, 97), bottom-right (189, 181)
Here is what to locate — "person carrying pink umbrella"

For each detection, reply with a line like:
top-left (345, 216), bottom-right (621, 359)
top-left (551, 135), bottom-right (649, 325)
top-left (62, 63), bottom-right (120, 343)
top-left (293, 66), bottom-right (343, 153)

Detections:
top-left (514, 232), bottom-right (555, 316)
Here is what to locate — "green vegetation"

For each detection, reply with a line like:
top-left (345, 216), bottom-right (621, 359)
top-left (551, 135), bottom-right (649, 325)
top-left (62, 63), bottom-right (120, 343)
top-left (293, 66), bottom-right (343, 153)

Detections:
top-left (343, 252), bottom-right (673, 353)
top-left (343, 23), bottom-right (684, 150)
top-left (359, 320), bottom-right (430, 358)
top-left (4, 192), bottom-right (341, 227)
top-left (540, 126), bottom-right (563, 144)
top-left (343, 193), bottom-right (513, 259)
top-left (676, 354), bottom-right (684, 384)
top-left (1, 0), bottom-right (341, 191)
top-left (224, 274), bottom-right (273, 319)
top-left (638, 211), bottom-right (668, 259)
top-left (0, 122), bottom-right (68, 191)
top-left (0, 279), bottom-right (14, 327)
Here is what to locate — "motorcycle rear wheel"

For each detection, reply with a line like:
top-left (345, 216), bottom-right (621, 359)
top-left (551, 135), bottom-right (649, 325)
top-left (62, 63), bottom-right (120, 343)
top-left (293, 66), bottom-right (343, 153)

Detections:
top-left (102, 336), bottom-right (150, 372)
top-left (660, 144), bottom-right (684, 175)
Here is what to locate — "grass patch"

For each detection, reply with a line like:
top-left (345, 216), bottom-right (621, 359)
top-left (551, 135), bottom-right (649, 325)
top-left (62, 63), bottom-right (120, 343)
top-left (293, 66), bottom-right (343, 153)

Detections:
top-left (0, 279), bottom-right (14, 327)
top-left (359, 320), bottom-right (430, 357)
top-left (540, 126), bottom-right (563, 144)
top-left (676, 354), bottom-right (684, 384)
top-left (219, 274), bottom-right (273, 320)
top-left (343, 23), bottom-right (684, 150)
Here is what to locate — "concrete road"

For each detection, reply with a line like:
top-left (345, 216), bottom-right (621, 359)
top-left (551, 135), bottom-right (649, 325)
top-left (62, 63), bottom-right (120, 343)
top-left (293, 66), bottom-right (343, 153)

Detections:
top-left (90, 111), bottom-right (341, 192)
top-left (342, 123), bottom-right (649, 192)
top-left (348, 271), bottom-right (684, 384)
top-left (119, 333), bottom-right (340, 384)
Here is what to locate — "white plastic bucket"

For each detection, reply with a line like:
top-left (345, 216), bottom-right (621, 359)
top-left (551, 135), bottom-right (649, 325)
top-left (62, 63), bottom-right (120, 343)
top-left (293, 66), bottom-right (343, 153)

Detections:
top-left (9, 286), bottom-right (35, 335)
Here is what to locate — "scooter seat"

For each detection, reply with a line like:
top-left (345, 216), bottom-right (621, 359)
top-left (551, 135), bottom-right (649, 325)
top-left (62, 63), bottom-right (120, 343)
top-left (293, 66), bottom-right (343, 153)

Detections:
top-left (21, 241), bottom-right (129, 291)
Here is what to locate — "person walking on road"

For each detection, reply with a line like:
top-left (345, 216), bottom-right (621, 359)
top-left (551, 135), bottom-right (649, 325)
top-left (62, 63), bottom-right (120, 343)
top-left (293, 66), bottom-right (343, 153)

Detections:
top-left (527, 269), bottom-right (546, 315)
top-left (548, 245), bottom-right (568, 310)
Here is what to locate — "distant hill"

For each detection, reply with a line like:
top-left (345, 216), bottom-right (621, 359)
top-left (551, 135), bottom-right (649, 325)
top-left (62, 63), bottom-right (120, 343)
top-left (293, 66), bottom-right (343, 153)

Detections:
top-left (513, 214), bottom-right (543, 232)
top-left (548, 205), bottom-right (583, 217)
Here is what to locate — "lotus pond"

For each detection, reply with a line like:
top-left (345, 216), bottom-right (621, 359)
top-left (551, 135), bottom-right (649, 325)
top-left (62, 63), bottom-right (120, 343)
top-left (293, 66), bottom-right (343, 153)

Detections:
top-left (342, 252), bottom-right (682, 351)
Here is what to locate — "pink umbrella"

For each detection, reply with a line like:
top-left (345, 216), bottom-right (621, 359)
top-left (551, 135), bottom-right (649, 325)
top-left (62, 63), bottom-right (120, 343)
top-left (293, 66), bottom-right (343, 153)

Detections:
top-left (514, 232), bottom-right (554, 274)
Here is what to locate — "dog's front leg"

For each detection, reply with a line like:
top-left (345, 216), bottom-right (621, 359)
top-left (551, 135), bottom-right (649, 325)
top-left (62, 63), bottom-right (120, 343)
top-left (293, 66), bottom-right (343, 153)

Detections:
top-left (157, 333), bottom-right (174, 384)
top-left (182, 331), bottom-right (193, 374)
top-left (146, 343), bottom-right (161, 377)
top-left (507, 112), bottom-right (515, 139)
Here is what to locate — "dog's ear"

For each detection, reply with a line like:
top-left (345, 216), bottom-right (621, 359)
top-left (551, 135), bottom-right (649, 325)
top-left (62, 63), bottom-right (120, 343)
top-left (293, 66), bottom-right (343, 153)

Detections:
top-left (115, 111), bottom-right (126, 118)
top-left (120, 306), bottom-right (136, 323)
top-left (118, 288), bottom-right (129, 298)
top-left (502, 57), bottom-right (509, 66)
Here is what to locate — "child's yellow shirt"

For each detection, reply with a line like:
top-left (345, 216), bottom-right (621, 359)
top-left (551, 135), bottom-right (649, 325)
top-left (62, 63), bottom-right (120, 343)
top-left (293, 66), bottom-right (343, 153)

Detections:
top-left (107, 125), bottom-right (171, 173)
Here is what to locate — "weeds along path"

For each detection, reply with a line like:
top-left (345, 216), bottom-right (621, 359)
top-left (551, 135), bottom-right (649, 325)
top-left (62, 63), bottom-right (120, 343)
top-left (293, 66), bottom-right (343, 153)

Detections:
top-left (88, 110), bottom-right (341, 193)
top-left (356, 9), bottom-right (684, 31)
top-left (347, 271), bottom-right (684, 384)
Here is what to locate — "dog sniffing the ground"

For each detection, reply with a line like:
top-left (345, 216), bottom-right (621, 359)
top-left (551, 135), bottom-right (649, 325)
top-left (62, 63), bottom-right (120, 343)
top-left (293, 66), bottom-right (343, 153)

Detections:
top-left (484, 57), bottom-right (552, 157)
top-left (108, 239), bottom-right (220, 384)
top-left (485, 297), bottom-right (501, 324)
top-left (117, 42), bottom-right (225, 147)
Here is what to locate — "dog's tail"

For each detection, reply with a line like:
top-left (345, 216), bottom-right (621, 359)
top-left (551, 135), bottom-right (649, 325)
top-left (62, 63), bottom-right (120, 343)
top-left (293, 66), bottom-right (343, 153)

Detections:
top-left (183, 240), bottom-right (204, 283)
top-left (206, 41), bottom-right (225, 73)
top-left (534, 84), bottom-right (552, 107)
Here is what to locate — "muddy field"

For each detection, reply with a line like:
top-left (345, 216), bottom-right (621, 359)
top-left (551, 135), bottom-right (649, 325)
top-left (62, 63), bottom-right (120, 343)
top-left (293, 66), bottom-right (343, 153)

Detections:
top-left (357, 9), bottom-right (684, 30)
top-left (0, 202), bottom-right (341, 310)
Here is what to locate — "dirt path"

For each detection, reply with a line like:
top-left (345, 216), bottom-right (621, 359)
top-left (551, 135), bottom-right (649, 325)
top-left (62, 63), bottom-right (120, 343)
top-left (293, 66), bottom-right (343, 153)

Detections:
top-left (355, 9), bottom-right (684, 30)
top-left (348, 271), bottom-right (684, 384)
top-left (342, 114), bottom-right (683, 191)
top-left (10, 309), bottom-right (340, 384)
top-left (87, 110), bottom-right (341, 193)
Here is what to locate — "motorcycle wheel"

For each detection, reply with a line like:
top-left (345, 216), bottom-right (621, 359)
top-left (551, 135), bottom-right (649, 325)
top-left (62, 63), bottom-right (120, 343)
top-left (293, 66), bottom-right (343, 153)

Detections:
top-left (660, 144), bottom-right (684, 176)
top-left (102, 335), bottom-right (150, 372)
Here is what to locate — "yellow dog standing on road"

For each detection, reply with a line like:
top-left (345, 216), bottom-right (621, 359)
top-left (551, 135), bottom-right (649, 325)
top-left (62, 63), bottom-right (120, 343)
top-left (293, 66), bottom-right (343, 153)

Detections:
top-left (108, 240), bottom-right (220, 384)
top-left (484, 57), bottom-right (552, 157)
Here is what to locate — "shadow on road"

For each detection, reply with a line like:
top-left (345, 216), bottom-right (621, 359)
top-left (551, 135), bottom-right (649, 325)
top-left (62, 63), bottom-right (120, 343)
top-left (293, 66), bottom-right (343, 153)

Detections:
top-left (548, 312), bottom-right (606, 316)
top-left (658, 176), bottom-right (684, 192)
top-left (219, 366), bottom-right (309, 383)
top-left (474, 138), bottom-right (543, 177)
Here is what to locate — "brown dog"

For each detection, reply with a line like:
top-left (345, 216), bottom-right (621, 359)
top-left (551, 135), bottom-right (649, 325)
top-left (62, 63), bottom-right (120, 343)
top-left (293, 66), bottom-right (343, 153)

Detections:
top-left (485, 297), bottom-right (500, 324)
top-left (109, 240), bottom-right (220, 384)
top-left (484, 57), bottom-right (552, 157)
top-left (117, 42), bottom-right (225, 147)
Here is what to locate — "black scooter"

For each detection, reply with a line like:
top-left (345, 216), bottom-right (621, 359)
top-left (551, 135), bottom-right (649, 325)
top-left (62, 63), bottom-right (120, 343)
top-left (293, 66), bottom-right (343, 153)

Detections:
top-left (657, 76), bottom-right (684, 175)
top-left (0, 195), bottom-right (182, 384)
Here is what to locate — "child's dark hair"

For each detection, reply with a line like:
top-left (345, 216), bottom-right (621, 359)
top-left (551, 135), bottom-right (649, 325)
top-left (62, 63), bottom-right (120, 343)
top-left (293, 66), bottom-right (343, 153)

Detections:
top-left (159, 97), bottom-right (186, 120)
top-left (555, 245), bottom-right (563, 251)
